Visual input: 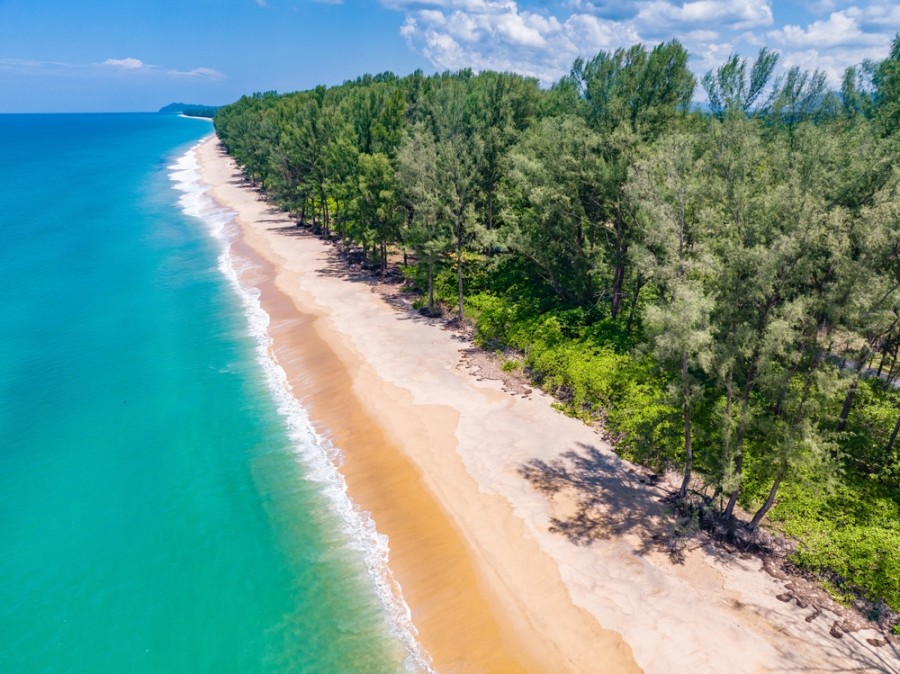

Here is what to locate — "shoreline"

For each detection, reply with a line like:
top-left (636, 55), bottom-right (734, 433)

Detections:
top-left (194, 134), bottom-right (897, 674)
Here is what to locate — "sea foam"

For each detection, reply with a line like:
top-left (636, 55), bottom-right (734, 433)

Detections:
top-left (169, 139), bottom-right (433, 674)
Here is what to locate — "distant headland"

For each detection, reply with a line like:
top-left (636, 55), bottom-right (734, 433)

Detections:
top-left (159, 102), bottom-right (219, 118)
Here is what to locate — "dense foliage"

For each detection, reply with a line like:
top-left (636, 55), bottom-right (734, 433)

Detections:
top-left (215, 39), bottom-right (900, 613)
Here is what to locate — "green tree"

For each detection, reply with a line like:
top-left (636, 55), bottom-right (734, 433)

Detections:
top-left (701, 48), bottom-right (779, 118)
top-left (628, 133), bottom-right (712, 498)
top-left (464, 71), bottom-right (539, 232)
top-left (355, 152), bottom-right (404, 271)
top-left (430, 78), bottom-right (482, 321)
top-left (397, 126), bottom-right (453, 312)
top-left (502, 116), bottom-right (605, 306)
top-left (873, 34), bottom-right (900, 136)
top-left (569, 40), bottom-right (696, 318)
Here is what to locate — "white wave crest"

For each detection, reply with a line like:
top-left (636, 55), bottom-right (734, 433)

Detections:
top-left (169, 139), bottom-right (433, 674)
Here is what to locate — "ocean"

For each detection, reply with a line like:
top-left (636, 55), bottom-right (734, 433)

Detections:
top-left (0, 113), bottom-right (421, 672)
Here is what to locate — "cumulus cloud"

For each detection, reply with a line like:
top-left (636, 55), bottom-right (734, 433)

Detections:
top-left (395, 0), bottom-right (640, 83)
top-left (778, 44), bottom-right (889, 85)
top-left (382, 0), bottom-right (894, 88)
top-left (768, 11), bottom-right (883, 49)
top-left (845, 1), bottom-right (900, 27)
top-left (636, 0), bottom-right (774, 32)
top-left (764, 7), bottom-right (894, 86)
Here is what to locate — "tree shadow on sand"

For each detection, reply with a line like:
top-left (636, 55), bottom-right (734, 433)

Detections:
top-left (518, 442), bottom-right (696, 561)
top-left (268, 224), bottom-right (474, 340)
top-left (519, 443), bottom-right (900, 668)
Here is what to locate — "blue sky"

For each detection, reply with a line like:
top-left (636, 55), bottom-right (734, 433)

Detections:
top-left (0, 0), bottom-right (896, 112)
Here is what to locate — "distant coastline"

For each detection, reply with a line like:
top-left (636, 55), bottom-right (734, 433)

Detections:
top-left (161, 102), bottom-right (218, 118)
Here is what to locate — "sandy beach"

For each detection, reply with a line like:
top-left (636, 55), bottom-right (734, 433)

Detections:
top-left (195, 134), bottom-right (897, 674)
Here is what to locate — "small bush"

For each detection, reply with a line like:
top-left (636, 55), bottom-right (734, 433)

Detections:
top-left (501, 359), bottom-right (520, 372)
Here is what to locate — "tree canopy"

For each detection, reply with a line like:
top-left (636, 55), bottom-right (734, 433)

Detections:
top-left (214, 38), bottom-right (900, 617)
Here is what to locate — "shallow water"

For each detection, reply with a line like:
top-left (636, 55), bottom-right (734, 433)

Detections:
top-left (0, 113), bottom-right (415, 673)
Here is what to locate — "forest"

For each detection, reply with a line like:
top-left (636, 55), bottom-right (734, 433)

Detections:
top-left (214, 38), bottom-right (900, 621)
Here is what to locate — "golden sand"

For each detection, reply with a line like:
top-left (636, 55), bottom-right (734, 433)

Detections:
top-left (231, 236), bottom-right (536, 672)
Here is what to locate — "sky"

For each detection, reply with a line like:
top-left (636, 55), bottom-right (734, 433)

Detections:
top-left (0, 0), bottom-right (896, 112)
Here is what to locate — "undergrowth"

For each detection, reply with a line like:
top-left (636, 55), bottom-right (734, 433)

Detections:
top-left (416, 261), bottom-right (900, 616)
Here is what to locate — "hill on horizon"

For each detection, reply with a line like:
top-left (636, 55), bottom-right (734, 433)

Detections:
top-left (159, 102), bottom-right (219, 117)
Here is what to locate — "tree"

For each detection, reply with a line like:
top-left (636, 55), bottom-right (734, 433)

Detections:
top-left (628, 133), bottom-right (712, 498)
top-left (397, 126), bottom-right (453, 312)
top-left (355, 152), bottom-right (404, 271)
top-left (502, 116), bottom-right (605, 306)
top-left (701, 48), bottom-right (779, 118)
top-left (570, 40), bottom-right (696, 318)
top-left (873, 34), bottom-right (900, 136)
top-left (429, 78), bottom-right (482, 321)
top-left (765, 67), bottom-right (837, 145)
top-left (464, 71), bottom-right (539, 232)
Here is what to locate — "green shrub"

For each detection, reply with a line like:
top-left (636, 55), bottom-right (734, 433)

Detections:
top-left (464, 289), bottom-right (900, 612)
top-left (773, 480), bottom-right (900, 610)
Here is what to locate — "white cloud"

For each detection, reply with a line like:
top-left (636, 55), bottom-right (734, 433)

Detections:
top-left (103, 57), bottom-right (149, 70)
top-left (0, 58), bottom-right (73, 70)
top-left (382, 0), bottom-right (894, 89)
top-left (169, 66), bottom-right (227, 79)
top-left (778, 44), bottom-right (890, 85)
top-left (683, 29), bottom-right (721, 42)
top-left (764, 8), bottom-right (894, 85)
top-left (396, 1), bottom-right (641, 83)
top-left (803, 0), bottom-right (844, 14)
top-left (637, 0), bottom-right (773, 31)
top-left (0, 56), bottom-right (225, 81)
top-left (768, 10), bottom-right (884, 49)
top-left (845, 2), bottom-right (900, 27)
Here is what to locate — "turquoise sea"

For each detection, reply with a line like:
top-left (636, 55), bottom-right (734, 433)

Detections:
top-left (0, 114), bottom-right (422, 673)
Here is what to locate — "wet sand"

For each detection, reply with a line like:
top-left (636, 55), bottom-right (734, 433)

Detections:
top-left (196, 134), bottom-right (897, 674)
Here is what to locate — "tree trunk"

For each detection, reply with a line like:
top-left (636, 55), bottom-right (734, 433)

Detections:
top-left (678, 351), bottom-right (693, 498)
top-left (748, 465), bottom-right (785, 530)
top-left (625, 275), bottom-right (644, 337)
top-left (611, 258), bottom-right (626, 319)
top-left (611, 205), bottom-right (628, 319)
top-left (723, 383), bottom-right (753, 520)
top-left (723, 450), bottom-right (743, 520)
top-left (886, 415), bottom-right (900, 455)
top-left (886, 344), bottom-right (899, 386)
top-left (839, 344), bottom-right (874, 431)
top-left (427, 262), bottom-right (435, 314)
top-left (837, 379), bottom-right (859, 432)
top-left (456, 222), bottom-right (464, 321)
